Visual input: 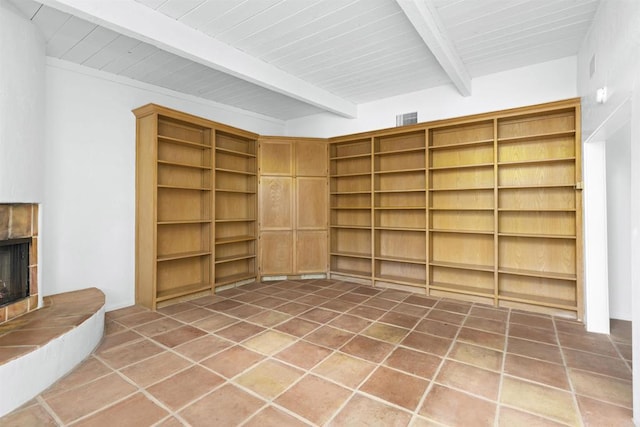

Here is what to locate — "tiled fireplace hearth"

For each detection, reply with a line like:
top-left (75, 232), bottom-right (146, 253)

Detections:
top-left (0, 204), bottom-right (38, 324)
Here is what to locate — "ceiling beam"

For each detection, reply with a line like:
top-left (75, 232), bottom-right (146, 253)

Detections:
top-left (396, 0), bottom-right (471, 96)
top-left (40, 0), bottom-right (358, 118)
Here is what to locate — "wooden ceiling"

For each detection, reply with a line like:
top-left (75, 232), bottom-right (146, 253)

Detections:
top-left (11, 0), bottom-right (599, 120)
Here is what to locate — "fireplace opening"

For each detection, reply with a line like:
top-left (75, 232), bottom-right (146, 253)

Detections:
top-left (0, 238), bottom-right (31, 307)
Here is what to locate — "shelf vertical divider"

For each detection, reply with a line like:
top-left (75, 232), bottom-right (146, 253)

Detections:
top-left (425, 128), bottom-right (431, 296)
top-left (493, 118), bottom-right (499, 306)
top-left (369, 137), bottom-right (375, 285)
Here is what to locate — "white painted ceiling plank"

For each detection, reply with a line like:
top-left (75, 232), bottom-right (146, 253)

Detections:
top-left (236, 0), bottom-right (360, 54)
top-left (199, 0), bottom-right (281, 38)
top-left (100, 42), bottom-right (158, 74)
top-left (216, 0), bottom-right (310, 45)
top-left (61, 26), bottom-right (120, 64)
top-left (396, 0), bottom-right (471, 96)
top-left (274, 11), bottom-right (409, 72)
top-left (142, 56), bottom-right (194, 85)
top-left (82, 35), bottom-right (141, 69)
top-left (40, 0), bottom-right (357, 118)
top-left (32, 5), bottom-right (71, 42)
top-left (11, 0), bottom-right (41, 20)
top-left (177, 0), bottom-right (240, 31)
top-left (46, 16), bottom-right (97, 58)
top-left (462, 22), bottom-right (591, 61)
top-left (133, 0), bottom-right (167, 11)
top-left (263, 0), bottom-right (395, 63)
top-left (156, 0), bottom-right (207, 20)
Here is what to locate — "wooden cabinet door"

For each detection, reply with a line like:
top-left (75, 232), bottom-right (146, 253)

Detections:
top-left (296, 177), bottom-right (327, 230)
top-left (259, 177), bottom-right (293, 230)
top-left (260, 231), bottom-right (293, 275)
top-left (297, 231), bottom-right (327, 273)
top-left (296, 140), bottom-right (327, 176)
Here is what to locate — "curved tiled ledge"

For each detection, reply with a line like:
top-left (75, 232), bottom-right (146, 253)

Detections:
top-left (0, 288), bottom-right (105, 417)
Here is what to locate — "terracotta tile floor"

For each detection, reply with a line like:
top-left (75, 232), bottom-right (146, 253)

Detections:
top-left (1, 279), bottom-right (634, 426)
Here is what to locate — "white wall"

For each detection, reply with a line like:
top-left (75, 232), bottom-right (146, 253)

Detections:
top-left (605, 122), bottom-right (631, 320)
top-left (0, 0), bottom-right (45, 203)
top-left (576, 0), bottom-right (640, 422)
top-left (285, 56), bottom-right (577, 138)
top-left (43, 59), bottom-right (285, 311)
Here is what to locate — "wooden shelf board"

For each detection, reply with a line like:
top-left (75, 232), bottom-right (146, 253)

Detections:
top-left (215, 167), bottom-right (256, 176)
top-left (375, 255), bottom-right (426, 265)
top-left (216, 146), bottom-right (256, 158)
top-left (429, 207), bottom-right (494, 211)
top-left (429, 163), bottom-right (494, 171)
top-left (498, 157), bottom-right (576, 167)
top-left (374, 189), bottom-right (424, 194)
top-left (375, 206), bottom-right (426, 210)
top-left (158, 185), bottom-right (211, 191)
top-left (375, 146), bottom-right (425, 156)
top-left (429, 186), bottom-right (494, 192)
top-left (215, 218), bottom-right (256, 223)
top-left (330, 225), bottom-right (371, 230)
top-left (215, 235), bottom-right (255, 244)
top-left (375, 226), bottom-right (425, 232)
top-left (374, 167), bottom-right (425, 175)
top-left (498, 232), bottom-right (576, 239)
top-left (330, 153), bottom-right (371, 161)
top-left (157, 160), bottom-right (212, 170)
top-left (498, 208), bottom-right (576, 212)
top-left (429, 260), bottom-right (494, 272)
top-left (429, 139), bottom-right (494, 150)
top-left (157, 250), bottom-right (211, 262)
top-left (216, 188), bottom-right (256, 194)
top-left (158, 135), bottom-right (211, 149)
top-left (330, 251), bottom-right (372, 259)
top-left (215, 254), bottom-right (256, 264)
top-left (329, 172), bottom-right (371, 178)
top-left (430, 282), bottom-right (494, 297)
top-left (374, 273), bottom-right (424, 287)
top-left (498, 267), bottom-right (576, 281)
top-left (497, 130), bottom-right (575, 144)
top-left (329, 269), bottom-right (372, 279)
top-left (430, 228), bottom-right (493, 235)
top-left (156, 282), bottom-right (212, 302)
top-left (498, 184), bottom-right (575, 190)
top-left (215, 272), bottom-right (256, 286)
top-left (331, 191), bottom-right (371, 195)
top-left (498, 292), bottom-right (577, 311)
top-left (330, 206), bottom-right (371, 210)
top-left (158, 219), bottom-right (212, 225)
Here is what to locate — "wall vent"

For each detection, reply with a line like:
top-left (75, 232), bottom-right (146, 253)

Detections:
top-left (396, 112), bottom-right (417, 126)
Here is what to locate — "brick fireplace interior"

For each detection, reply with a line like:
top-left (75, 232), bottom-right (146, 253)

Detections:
top-left (0, 204), bottom-right (38, 324)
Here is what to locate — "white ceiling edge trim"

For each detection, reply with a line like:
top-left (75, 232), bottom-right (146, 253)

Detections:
top-left (45, 57), bottom-right (287, 129)
top-left (396, 0), bottom-right (472, 97)
top-left (39, 0), bottom-right (358, 119)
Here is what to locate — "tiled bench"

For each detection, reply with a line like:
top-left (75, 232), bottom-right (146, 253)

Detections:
top-left (0, 288), bottom-right (105, 417)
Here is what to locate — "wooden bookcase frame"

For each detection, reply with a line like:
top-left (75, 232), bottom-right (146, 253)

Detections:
top-left (134, 104), bottom-right (259, 309)
top-left (328, 98), bottom-right (583, 319)
top-left (135, 99), bottom-right (583, 319)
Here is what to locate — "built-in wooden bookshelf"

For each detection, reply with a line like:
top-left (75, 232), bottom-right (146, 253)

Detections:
top-left (329, 138), bottom-right (373, 282)
top-left (328, 98), bottom-right (582, 318)
top-left (214, 131), bottom-right (258, 287)
top-left (135, 99), bottom-right (582, 319)
top-left (134, 104), bottom-right (258, 309)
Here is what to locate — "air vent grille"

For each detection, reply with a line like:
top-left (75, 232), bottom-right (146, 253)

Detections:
top-left (396, 112), bottom-right (417, 126)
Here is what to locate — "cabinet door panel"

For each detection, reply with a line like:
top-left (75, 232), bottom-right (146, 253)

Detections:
top-left (260, 231), bottom-right (293, 275)
top-left (296, 141), bottom-right (327, 176)
top-left (297, 177), bottom-right (327, 229)
top-left (260, 177), bottom-right (293, 229)
top-left (297, 231), bottom-right (327, 274)
top-left (260, 141), bottom-right (292, 175)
